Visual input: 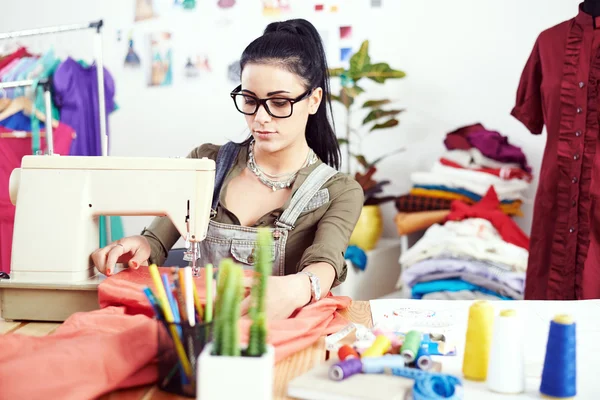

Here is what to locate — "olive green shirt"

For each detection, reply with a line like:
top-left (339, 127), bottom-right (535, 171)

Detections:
top-left (141, 143), bottom-right (364, 285)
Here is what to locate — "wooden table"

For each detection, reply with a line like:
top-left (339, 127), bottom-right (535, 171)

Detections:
top-left (0, 301), bottom-right (372, 400)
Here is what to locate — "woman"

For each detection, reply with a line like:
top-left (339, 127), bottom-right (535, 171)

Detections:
top-left (91, 18), bottom-right (364, 320)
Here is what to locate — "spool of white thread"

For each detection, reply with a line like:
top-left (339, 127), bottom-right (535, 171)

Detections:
top-left (487, 309), bottom-right (525, 394)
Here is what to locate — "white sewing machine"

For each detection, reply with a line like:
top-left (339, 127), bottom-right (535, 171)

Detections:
top-left (0, 155), bottom-right (215, 322)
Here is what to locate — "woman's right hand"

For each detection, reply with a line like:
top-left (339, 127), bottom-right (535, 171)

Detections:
top-left (90, 235), bottom-right (152, 276)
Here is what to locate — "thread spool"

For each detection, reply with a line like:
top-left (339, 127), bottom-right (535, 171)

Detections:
top-left (462, 300), bottom-right (494, 381)
top-left (361, 334), bottom-right (392, 358)
top-left (329, 358), bottom-right (363, 381)
top-left (487, 309), bottom-right (525, 394)
top-left (338, 344), bottom-right (360, 361)
top-left (416, 344), bottom-right (432, 371)
top-left (400, 330), bottom-right (422, 363)
top-left (540, 314), bottom-right (577, 399)
top-left (372, 328), bottom-right (403, 346)
top-left (361, 355), bottom-right (405, 374)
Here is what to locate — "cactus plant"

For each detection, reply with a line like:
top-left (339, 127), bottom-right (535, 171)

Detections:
top-left (247, 228), bottom-right (272, 356)
top-left (211, 228), bottom-right (272, 357)
top-left (211, 258), bottom-right (244, 356)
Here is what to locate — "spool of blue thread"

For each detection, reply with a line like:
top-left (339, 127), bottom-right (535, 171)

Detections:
top-left (329, 358), bottom-right (363, 381)
top-left (361, 355), bottom-right (405, 374)
top-left (540, 314), bottom-right (577, 399)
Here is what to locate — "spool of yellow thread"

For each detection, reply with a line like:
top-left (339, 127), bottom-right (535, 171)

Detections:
top-left (462, 300), bottom-right (495, 381)
top-left (362, 335), bottom-right (392, 358)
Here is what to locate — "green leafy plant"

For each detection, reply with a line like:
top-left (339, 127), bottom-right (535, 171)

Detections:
top-left (329, 40), bottom-right (406, 203)
top-left (211, 227), bottom-right (272, 357)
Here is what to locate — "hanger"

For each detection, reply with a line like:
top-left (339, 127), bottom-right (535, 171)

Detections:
top-left (0, 96), bottom-right (58, 128)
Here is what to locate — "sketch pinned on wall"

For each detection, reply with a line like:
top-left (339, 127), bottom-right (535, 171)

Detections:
top-left (313, 1), bottom-right (343, 13)
top-left (340, 47), bottom-right (352, 63)
top-left (180, 0), bottom-right (197, 9)
top-left (124, 35), bottom-right (142, 68)
top-left (262, 0), bottom-right (291, 16)
top-left (228, 60), bottom-right (241, 84)
top-left (135, 0), bottom-right (157, 21)
top-left (218, 0), bottom-right (236, 8)
top-left (148, 32), bottom-right (173, 87)
top-left (185, 54), bottom-right (212, 79)
top-left (339, 25), bottom-right (352, 40)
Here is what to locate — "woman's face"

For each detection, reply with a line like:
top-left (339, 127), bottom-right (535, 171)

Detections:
top-left (239, 62), bottom-right (322, 155)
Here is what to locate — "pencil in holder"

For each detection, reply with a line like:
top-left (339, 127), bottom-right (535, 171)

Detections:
top-left (157, 320), bottom-right (213, 398)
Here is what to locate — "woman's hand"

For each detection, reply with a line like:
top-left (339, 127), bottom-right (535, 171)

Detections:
top-left (241, 274), bottom-right (311, 320)
top-left (90, 235), bottom-right (151, 276)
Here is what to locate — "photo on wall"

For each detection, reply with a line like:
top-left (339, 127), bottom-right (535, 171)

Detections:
top-left (262, 0), bottom-right (291, 16)
top-left (148, 32), bottom-right (173, 87)
top-left (135, 0), bottom-right (157, 21)
top-left (184, 54), bottom-right (211, 79)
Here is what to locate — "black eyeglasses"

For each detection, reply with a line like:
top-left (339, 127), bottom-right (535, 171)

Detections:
top-left (230, 85), bottom-right (313, 118)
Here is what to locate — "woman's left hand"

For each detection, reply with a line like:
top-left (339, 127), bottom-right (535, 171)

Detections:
top-left (241, 274), bottom-right (310, 320)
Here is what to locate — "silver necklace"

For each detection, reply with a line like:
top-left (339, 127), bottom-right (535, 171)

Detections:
top-left (247, 140), bottom-right (317, 191)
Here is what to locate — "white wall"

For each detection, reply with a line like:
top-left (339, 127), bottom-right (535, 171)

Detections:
top-left (0, 0), bottom-right (582, 239)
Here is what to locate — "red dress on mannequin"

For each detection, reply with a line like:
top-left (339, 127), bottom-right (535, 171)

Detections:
top-left (512, 4), bottom-right (600, 300)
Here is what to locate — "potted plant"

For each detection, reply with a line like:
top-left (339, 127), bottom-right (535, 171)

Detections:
top-left (329, 39), bottom-right (406, 176)
top-left (197, 228), bottom-right (275, 400)
top-left (329, 40), bottom-right (405, 251)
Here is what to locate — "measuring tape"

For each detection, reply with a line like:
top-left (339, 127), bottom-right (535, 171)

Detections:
top-left (391, 367), bottom-right (463, 400)
top-left (325, 323), bottom-right (375, 351)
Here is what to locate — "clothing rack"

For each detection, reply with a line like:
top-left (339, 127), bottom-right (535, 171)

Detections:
top-left (0, 20), bottom-right (108, 157)
top-left (0, 20), bottom-right (113, 242)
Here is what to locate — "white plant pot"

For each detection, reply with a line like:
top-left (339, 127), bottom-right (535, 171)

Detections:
top-left (197, 342), bottom-right (275, 400)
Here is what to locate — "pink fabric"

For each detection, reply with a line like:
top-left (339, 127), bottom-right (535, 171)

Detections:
top-left (0, 268), bottom-right (351, 400)
top-left (0, 124), bottom-right (74, 273)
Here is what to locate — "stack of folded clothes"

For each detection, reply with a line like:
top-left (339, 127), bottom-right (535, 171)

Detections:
top-left (395, 187), bottom-right (529, 300)
top-left (395, 123), bottom-right (532, 232)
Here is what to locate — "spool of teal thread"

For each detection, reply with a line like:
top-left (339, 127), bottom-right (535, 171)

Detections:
top-left (401, 330), bottom-right (422, 363)
top-left (540, 314), bottom-right (577, 399)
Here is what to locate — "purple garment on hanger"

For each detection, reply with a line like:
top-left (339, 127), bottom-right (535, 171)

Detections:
top-left (53, 57), bottom-right (115, 156)
top-left (467, 130), bottom-right (531, 173)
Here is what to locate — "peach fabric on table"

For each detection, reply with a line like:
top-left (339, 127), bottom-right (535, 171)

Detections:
top-left (0, 267), bottom-right (351, 400)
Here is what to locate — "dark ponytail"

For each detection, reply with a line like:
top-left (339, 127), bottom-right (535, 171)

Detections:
top-left (239, 18), bottom-right (341, 170)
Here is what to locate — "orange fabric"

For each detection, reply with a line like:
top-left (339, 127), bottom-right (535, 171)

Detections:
top-left (0, 268), bottom-right (351, 400)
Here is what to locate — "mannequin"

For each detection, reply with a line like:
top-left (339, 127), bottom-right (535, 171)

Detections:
top-left (512, 4), bottom-right (600, 300)
top-left (583, 0), bottom-right (600, 17)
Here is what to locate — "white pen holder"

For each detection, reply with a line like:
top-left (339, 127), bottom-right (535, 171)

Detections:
top-left (197, 342), bottom-right (275, 400)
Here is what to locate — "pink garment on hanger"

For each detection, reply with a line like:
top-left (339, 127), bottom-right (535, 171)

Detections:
top-left (0, 267), bottom-right (351, 400)
top-left (0, 124), bottom-right (74, 273)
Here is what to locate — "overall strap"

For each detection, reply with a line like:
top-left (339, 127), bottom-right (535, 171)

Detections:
top-left (211, 141), bottom-right (240, 211)
top-left (276, 163), bottom-right (338, 230)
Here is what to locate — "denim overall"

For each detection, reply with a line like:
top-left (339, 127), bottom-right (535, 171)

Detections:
top-left (196, 142), bottom-right (338, 275)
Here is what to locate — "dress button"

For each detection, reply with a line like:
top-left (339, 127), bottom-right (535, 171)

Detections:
top-left (576, 130), bottom-right (582, 137)
top-left (572, 200), bottom-right (577, 207)
top-left (574, 153), bottom-right (580, 160)
top-left (569, 227), bottom-right (576, 233)
top-left (579, 81), bottom-right (585, 88)
top-left (572, 177), bottom-right (578, 183)
top-left (577, 107), bottom-right (583, 114)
